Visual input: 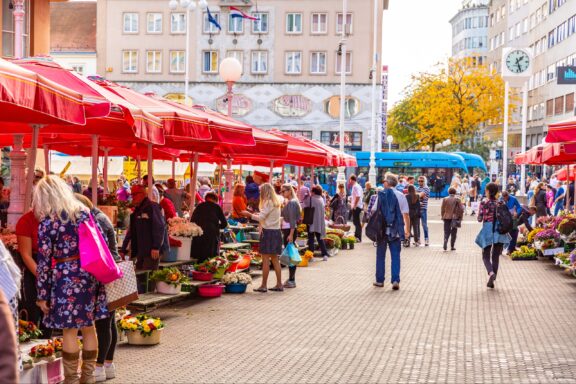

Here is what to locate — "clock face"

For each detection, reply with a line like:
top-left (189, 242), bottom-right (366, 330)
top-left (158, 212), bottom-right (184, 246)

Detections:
top-left (505, 50), bottom-right (530, 74)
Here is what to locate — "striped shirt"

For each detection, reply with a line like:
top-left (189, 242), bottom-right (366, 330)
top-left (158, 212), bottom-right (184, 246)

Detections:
top-left (416, 186), bottom-right (430, 211)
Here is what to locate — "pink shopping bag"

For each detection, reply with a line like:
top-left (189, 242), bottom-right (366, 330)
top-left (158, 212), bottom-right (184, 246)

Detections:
top-left (79, 214), bottom-right (123, 284)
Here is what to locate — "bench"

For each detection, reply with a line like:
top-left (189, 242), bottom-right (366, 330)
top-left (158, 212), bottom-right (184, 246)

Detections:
top-left (128, 291), bottom-right (191, 312)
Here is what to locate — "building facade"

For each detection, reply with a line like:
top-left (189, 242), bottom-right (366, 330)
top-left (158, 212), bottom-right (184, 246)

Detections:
top-left (487, 0), bottom-right (576, 157)
top-left (450, 0), bottom-right (490, 65)
top-left (96, 0), bottom-right (385, 153)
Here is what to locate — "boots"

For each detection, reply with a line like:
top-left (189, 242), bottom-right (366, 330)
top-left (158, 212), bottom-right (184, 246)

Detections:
top-left (80, 350), bottom-right (98, 384)
top-left (62, 351), bottom-right (80, 384)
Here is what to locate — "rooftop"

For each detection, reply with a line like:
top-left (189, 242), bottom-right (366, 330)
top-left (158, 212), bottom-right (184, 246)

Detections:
top-left (50, 1), bottom-right (96, 53)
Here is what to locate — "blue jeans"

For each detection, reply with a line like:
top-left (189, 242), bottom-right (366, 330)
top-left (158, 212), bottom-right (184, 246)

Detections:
top-left (375, 238), bottom-right (401, 283)
top-left (420, 209), bottom-right (429, 241)
top-left (554, 203), bottom-right (564, 216)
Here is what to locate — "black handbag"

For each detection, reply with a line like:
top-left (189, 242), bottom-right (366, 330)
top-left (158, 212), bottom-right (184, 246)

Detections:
top-left (303, 195), bottom-right (315, 225)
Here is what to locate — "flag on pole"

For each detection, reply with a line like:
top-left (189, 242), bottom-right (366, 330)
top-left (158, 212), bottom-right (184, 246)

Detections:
top-left (229, 6), bottom-right (259, 21)
top-left (207, 8), bottom-right (222, 31)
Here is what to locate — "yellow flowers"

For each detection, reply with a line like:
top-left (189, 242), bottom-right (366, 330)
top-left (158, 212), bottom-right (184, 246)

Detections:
top-left (118, 314), bottom-right (164, 336)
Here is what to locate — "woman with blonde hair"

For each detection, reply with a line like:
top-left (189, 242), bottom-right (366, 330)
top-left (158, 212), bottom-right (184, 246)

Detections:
top-left (280, 183), bottom-right (302, 288)
top-left (242, 183), bottom-right (283, 292)
top-left (33, 176), bottom-right (109, 383)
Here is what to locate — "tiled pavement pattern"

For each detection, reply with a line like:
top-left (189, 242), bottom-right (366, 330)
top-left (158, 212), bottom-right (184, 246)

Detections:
top-left (111, 201), bottom-right (576, 383)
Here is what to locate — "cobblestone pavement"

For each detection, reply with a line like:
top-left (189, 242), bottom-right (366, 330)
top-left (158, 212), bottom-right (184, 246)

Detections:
top-left (112, 201), bottom-right (576, 384)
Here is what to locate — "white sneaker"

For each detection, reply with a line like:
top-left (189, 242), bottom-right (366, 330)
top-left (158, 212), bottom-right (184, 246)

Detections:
top-left (95, 366), bottom-right (107, 382)
top-left (323, 256), bottom-right (328, 261)
top-left (105, 363), bottom-right (116, 379)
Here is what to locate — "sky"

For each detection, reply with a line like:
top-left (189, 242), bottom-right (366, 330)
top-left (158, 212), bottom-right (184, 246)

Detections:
top-left (383, 0), bottom-right (463, 106)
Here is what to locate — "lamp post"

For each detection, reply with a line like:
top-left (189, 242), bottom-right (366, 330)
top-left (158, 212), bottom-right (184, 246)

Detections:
top-left (219, 57), bottom-right (242, 213)
top-left (386, 135), bottom-right (393, 152)
top-left (168, 0), bottom-right (203, 105)
top-left (336, 0), bottom-right (349, 186)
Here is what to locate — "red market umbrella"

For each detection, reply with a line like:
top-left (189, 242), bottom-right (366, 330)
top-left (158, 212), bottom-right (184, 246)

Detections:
top-left (545, 117), bottom-right (576, 143)
top-left (514, 145), bottom-right (544, 165)
top-left (541, 142), bottom-right (576, 165)
top-left (300, 137), bottom-right (358, 167)
top-left (267, 130), bottom-right (335, 166)
top-left (553, 165), bottom-right (576, 181)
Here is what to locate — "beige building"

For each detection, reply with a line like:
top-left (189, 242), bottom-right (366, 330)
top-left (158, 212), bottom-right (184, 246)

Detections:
top-left (487, 0), bottom-right (576, 159)
top-left (96, 0), bottom-right (385, 152)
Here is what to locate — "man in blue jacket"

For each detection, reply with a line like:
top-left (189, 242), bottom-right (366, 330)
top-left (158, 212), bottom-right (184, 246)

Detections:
top-left (502, 191), bottom-right (523, 255)
top-left (372, 174), bottom-right (405, 290)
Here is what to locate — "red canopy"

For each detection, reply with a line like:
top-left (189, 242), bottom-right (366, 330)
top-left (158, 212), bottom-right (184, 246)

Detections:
top-left (545, 117), bottom-right (576, 143)
top-left (540, 142), bottom-right (576, 165)
top-left (514, 145), bottom-right (544, 165)
top-left (300, 138), bottom-right (357, 167)
top-left (553, 165), bottom-right (576, 181)
top-left (0, 57), bottom-right (86, 125)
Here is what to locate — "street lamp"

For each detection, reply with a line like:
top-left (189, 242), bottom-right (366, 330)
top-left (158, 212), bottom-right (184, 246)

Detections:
top-left (219, 57), bottom-right (242, 117)
top-left (336, 0), bottom-right (349, 186)
top-left (386, 135), bottom-right (393, 152)
top-left (168, 0), bottom-right (199, 106)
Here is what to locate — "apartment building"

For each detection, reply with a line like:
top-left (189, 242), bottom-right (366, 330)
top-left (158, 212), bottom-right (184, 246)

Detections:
top-left (1, 0), bottom-right (59, 58)
top-left (96, 0), bottom-right (385, 153)
top-left (487, 0), bottom-right (576, 155)
top-left (450, 0), bottom-right (490, 65)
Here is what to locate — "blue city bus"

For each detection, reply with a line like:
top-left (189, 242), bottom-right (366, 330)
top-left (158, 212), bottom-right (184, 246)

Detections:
top-left (354, 152), bottom-right (472, 197)
top-left (454, 152), bottom-right (488, 175)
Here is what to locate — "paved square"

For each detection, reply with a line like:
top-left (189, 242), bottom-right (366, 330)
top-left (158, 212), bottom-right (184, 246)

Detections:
top-left (111, 202), bottom-right (576, 383)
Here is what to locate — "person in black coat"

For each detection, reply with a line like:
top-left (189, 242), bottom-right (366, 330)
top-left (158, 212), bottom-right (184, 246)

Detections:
top-left (121, 185), bottom-right (167, 270)
top-left (191, 192), bottom-right (228, 263)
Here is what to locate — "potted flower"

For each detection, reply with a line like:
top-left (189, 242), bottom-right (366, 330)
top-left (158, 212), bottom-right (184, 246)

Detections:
top-left (29, 343), bottom-right (56, 363)
top-left (150, 268), bottom-right (189, 295)
top-left (18, 319), bottom-right (42, 342)
top-left (221, 272), bottom-right (253, 293)
top-left (534, 229), bottom-right (560, 250)
top-left (298, 250), bottom-right (314, 267)
top-left (206, 256), bottom-right (230, 279)
top-left (168, 217), bottom-right (203, 261)
top-left (527, 227), bottom-right (544, 244)
top-left (344, 236), bottom-right (356, 250)
top-left (558, 217), bottom-right (576, 243)
top-left (193, 261), bottom-right (216, 281)
top-left (119, 314), bottom-right (165, 345)
top-left (510, 246), bottom-right (537, 260)
top-left (325, 234), bottom-right (342, 249)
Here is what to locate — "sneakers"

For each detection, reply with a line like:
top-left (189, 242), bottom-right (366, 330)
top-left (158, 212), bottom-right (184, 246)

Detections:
top-left (95, 366), bottom-right (107, 382)
top-left (425, 239), bottom-right (429, 246)
top-left (413, 242), bottom-right (420, 247)
top-left (284, 280), bottom-right (296, 288)
top-left (392, 282), bottom-right (400, 290)
top-left (105, 363), bottom-right (116, 379)
top-left (373, 282), bottom-right (384, 287)
top-left (403, 239), bottom-right (410, 248)
top-left (323, 255), bottom-right (328, 261)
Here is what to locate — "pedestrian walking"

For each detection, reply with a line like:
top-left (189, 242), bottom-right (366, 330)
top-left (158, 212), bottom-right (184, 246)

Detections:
top-left (407, 185), bottom-right (421, 246)
top-left (192, 192), bottom-right (228, 263)
top-left (349, 175), bottom-right (364, 242)
top-left (475, 182), bottom-right (511, 289)
top-left (531, 182), bottom-right (547, 218)
top-left (33, 176), bottom-right (110, 384)
top-left (385, 174), bottom-right (410, 247)
top-left (281, 184), bottom-right (302, 288)
top-left (554, 181), bottom-right (566, 216)
top-left (303, 186), bottom-right (330, 261)
top-left (416, 176), bottom-right (430, 246)
top-left (243, 183), bottom-right (284, 292)
top-left (371, 174), bottom-right (405, 290)
top-left (441, 187), bottom-right (464, 251)
top-left (501, 191), bottom-right (524, 255)
top-left (329, 184), bottom-right (347, 222)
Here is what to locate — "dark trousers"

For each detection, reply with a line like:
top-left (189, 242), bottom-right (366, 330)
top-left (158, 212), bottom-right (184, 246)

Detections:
top-left (20, 270), bottom-right (52, 338)
top-left (282, 229), bottom-right (297, 282)
top-left (443, 219), bottom-right (458, 248)
top-left (508, 229), bottom-right (519, 253)
top-left (410, 216), bottom-right (420, 243)
top-left (352, 207), bottom-right (362, 240)
top-left (308, 231), bottom-right (329, 257)
top-left (482, 243), bottom-right (503, 275)
top-left (95, 310), bottom-right (117, 364)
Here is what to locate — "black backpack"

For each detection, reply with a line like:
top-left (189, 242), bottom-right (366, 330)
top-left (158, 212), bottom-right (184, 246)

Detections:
top-left (366, 193), bottom-right (387, 243)
top-left (493, 201), bottom-right (513, 235)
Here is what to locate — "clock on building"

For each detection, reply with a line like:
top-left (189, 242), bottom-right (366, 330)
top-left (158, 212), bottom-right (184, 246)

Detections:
top-left (505, 49), bottom-right (530, 74)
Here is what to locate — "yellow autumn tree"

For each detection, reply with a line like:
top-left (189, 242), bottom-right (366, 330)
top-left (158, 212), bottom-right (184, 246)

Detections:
top-left (389, 58), bottom-right (507, 150)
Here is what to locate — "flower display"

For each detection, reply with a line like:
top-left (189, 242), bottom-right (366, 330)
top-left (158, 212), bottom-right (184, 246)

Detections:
top-left (29, 343), bottom-right (55, 358)
top-left (220, 272), bottom-right (252, 285)
top-left (527, 228), bottom-right (544, 243)
top-left (325, 234), bottom-right (342, 249)
top-left (326, 228), bottom-right (345, 238)
top-left (510, 246), bottom-right (537, 260)
top-left (223, 251), bottom-right (242, 263)
top-left (0, 229), bottom-right (18, 253)
top-left (195, 256), bottom-right (230, 274)
top-left (168, 217), bottom-right (203, 238)
top-left (534, 229), bottom-right (560, 242)
top-left (118, 314), bottom-right (164, 337)
top-left (301, 250), bottom-right (314, 260)
top-left (150, 268), bottom-right (189, 286)
top-left (18, 319), bottom-right (42, 342)
top-left (558, 217), bottom-right (576, 242)
top-left (342, 236), bottom-right (357, 245)
top-left (297, 224), bottom-right (308, 236)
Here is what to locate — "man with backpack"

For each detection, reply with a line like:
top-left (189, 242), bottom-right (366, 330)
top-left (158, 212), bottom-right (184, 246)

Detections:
top-left (367, 174), bottom-right (405, 291)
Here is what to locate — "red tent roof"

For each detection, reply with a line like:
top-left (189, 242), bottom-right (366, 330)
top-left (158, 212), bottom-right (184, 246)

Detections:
top-left (514, 145), bottom-right (544, 165)
top-left (541, 142), bottom-right (576, 165)
top-left (545, 117), bottom-right (576, 143)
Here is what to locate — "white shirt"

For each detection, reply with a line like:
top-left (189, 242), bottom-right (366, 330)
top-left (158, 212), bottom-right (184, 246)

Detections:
top-left (351, 183), bottom-right (364, 209)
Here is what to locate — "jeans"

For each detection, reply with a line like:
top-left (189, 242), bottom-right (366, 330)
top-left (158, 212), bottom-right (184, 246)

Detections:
top-left (375, 238), bottom-right (401, 283)
top-left (352, 207), bottom-right (362, 241)
top-left (508, 229), bottom-right (519, 253)
top-left (482, 243), bottom-right (503, 275)
top-left (308, 231), bottom-right (329, 257)
top-left (95, 310), bottom-right (117, 364)
top-left (410, 216), bottom-right (420, 243)
top-left (282, 229), bottom-right (297, 282)
top-left (554, 203), bottom-right (564, 216)
top-left (443, 219), bottom-right (458, 248)
top-left (420, 209), bottom-right (429, 241)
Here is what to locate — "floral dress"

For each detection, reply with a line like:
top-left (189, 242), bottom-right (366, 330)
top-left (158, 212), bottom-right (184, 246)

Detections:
top-left (37, 211), bottom-right (109, 329)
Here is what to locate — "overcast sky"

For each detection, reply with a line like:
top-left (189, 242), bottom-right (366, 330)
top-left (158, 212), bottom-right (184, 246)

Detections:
top-left (383, 0), bottom-right (463, 106)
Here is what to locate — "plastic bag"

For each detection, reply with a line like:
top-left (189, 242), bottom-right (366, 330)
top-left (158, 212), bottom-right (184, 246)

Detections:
top-left (280, 243), bottom-right (301, 266)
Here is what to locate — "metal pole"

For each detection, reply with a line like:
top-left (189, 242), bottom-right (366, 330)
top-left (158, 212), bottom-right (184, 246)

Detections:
top-left (311, 166), bottom-right (315, 187)
top-left (520, 82), bottom-right (528, 196)
top-left (502, 81), bottom-right (510, 188)
top-left (184, 7), bottom-right (191, 106)
top-left (136, 156), bottom-right (142, 183)
top-left (336, 0), bottom-right (348, 186)
top-left (24, 125), bottom-right (40, 211)
top-left (147, 144), bottom-right (154, 201)
top-left (226, 81), bottom-right (234, 117)
top-left (43, 145), bottom-right (50, 175)
top-left (91, 135), bottom-right (99, 207)
top-left (103, 148), bottom-right (109, 195)
top-left (368, 0), bottom-right (378, 186)
top-left (190, 153), bottom-right (199, 212)
top-left (171, 156), bottom-right (176, 180)
top-left (269, 160), bottom-right (274, 182)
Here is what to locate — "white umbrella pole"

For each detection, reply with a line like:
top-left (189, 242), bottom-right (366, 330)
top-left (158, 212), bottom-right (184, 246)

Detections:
top-left (190, 153), bottom-right (199, 212)
top-left (103, 147), bottom-right (109, 195)
top-left (311, 166), bottom-right (315, 187)
top-left (43, 144), bottom-right (50, 175)
top-left (91, 135), bottom-right (99, 207)
top-left (269, 160), bottom-right (274, 182)
top-left (147, 144), bottom-right (154, 201)
top-left (23, 124), bottom-right (41, 211)
top-left (136, 156), bottom-right (142, 183)
top-left (171, 156), bottom-right (176, 180)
